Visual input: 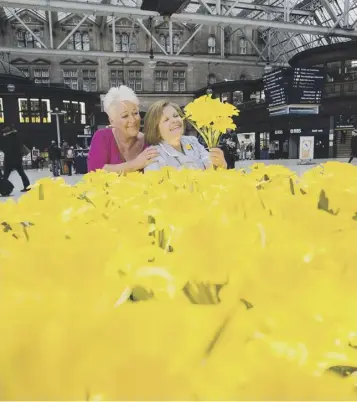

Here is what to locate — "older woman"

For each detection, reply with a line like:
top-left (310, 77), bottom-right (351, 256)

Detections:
top-left (144, 100), bottom-right (227, 171)
top-left (87, 86), bottom-right (159, 173)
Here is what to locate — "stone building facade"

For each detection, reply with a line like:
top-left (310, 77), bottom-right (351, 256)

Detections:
top-left (0, 9), bottom-right (264, 109)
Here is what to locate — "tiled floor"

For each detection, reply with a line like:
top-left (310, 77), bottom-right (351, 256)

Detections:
top-left (1, 158), bottom-right (355, 202)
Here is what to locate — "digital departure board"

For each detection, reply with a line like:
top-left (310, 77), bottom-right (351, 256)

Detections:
top-left (263, 67), bottom-right (325, 114)
top-left (290, 68), bottom-right (324, 104)
top-left (262, 69), bottom-right (288, 108)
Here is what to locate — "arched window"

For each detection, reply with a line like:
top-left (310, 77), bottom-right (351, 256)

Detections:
top-left (121, 33), bottom-right (129, 52)
top-left (82, 32), bottom-right (90, 51)
top-left (239, 38), bottom-right (247, 55)
top-left (159, 34), bottom-right (170, 52)
top-left (159, 34), bottom-right (166, 49)
top-left (33, 30), bottom-right (41, 48)
top-left (68, 31), bottom-right (90, 51)
top-left (74, 31), bottom-right (82, 50)
top-left (17, 29), bottom-right (41, 48)
top-left (173, 34), bottom-right (180, 53)
top-left (208, 36), bottom-right (216, 54)
top-left (130, 33), bottom-right (137, 52)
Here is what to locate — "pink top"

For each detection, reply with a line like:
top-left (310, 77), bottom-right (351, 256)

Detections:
top-left (87, 128), bottom-right (145, 172)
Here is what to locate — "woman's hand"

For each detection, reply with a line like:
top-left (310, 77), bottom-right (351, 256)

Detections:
top-left (130, 147), bottom-right (159, 171)
top-left (209, 148), bottom-right (227, 169)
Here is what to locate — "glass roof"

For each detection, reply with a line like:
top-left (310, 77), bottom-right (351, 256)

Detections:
top-left (2, 0), bottom-right (357, 62)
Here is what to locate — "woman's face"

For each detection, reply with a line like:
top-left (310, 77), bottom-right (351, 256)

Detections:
top-left (109, 101), bottom-right (141, 138)
top-left (158, 105), bottom-right (184, 143)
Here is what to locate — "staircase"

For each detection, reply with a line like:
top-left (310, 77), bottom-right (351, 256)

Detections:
top-left (336, 130), bottom-right (352, 158)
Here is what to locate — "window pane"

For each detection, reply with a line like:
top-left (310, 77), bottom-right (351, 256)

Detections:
top-left (130, 34), bottom-right (137, 52)
top-left (173, 81), bottom-right (179, 92)
top-left (136, 81), bottom-right (142, 91)
top-left (74, 32), bottom-right (82, 50)
top-left (155, 80), bottom-right (162, 91)
top-left (163, 80), bottom-right (168, 91)
top-left (82, 33), bottom-right (90, 51)
top-left (179, 81), bottom-right (185, 91)
top-left (122, 33), bottom-right (129, 51)
top-left (83, 79), bottom-right (90, 91)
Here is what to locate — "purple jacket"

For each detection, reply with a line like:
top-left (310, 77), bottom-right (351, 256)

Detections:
top-left (88, 128), bottom-right (146, 172)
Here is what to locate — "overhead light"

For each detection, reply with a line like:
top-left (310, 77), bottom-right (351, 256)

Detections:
top-left (148, 58), bottom-right (157, 69)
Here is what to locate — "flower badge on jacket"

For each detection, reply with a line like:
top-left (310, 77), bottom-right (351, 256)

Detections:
top-left (185, 144), bottom-right (192, 150)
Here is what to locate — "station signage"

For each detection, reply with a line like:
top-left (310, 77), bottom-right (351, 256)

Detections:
top-left (263, 67), bottom-right (325, 111)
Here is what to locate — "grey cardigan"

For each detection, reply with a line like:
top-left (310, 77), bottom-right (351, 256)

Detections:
top-left (144, 136), bottom-right (211, 172)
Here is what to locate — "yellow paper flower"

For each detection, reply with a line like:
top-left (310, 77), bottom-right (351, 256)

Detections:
top-left (183, 95), bottom-right (240, 147)
top-left (0, 162), bottom-right (356, 400)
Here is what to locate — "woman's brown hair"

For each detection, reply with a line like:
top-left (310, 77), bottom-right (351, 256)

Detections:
top-left (144, 100), bottom-right (184, 145)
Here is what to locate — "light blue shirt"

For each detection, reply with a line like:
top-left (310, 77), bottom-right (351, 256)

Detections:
top-left (144, 136), bottom-right (212, 172)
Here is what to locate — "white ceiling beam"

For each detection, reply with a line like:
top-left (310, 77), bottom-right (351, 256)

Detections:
top-left (176, 24), bottom-right (203, 55)
top-left (0, 0), bottom-right (157, 17)
top-left (1, 0), bottom-right (356, 37)
top-left (169, 20), bottom-right (173, 55)
top-left (192, 0), bottom-right (313, 16)
top-left (170, 10), bottom-right (357, 37)
top-left (197, 0), bottom-right (215, 14)
top-left (224, 0), bottom-right (240, 16)
top-left (0, 0), bottom-right (312, 18)
top-left (112, 16), bottom-right (116, 52)
top-left (0, 45), bottom-right (289, 67)
top-left (344, 0), bottom-right (350, 27)
top-left (48, 10), bottom-right (53, 48)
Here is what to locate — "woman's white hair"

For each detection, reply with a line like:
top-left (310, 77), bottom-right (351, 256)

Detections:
top-left (103, 85), bottom-right (139, 116)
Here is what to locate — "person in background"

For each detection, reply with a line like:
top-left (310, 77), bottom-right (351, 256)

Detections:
top-left (348, 130), bottom-right (357, 163)
top-left (48, 140), bottom-right (61, 177)
top-left (144, 100), bottom-right (227, 171)
top-left (31, 146), bottom-right (40, 170)
top-left (61, 141), bottom-right (69, 174)
top-left (65, 146), bottom-right (74, 176)
top-left (0, 126), bottom-right (30, 192)
top-left (283, 140), bottom-right (289, 159)
top-left (219, 130), bottom-right (238, 169)
top-left (268, 141), bottom-right (276, 160)
top-left (87, 86), bottom-right (158, 173)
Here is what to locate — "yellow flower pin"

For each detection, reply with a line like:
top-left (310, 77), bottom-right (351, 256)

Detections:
top-left (185, 144), bottom-right (192, 150)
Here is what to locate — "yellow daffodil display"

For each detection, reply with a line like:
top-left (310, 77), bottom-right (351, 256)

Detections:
top-left (183, 94), bottom-right (239, 147)
top-left (0, 161), bottom-right (357, 400)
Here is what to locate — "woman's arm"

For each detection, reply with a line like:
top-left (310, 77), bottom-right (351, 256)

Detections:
top-left (191, 136), bottom-right (227, 169)
top-left (105, 147), bottom-right (160, 174)
top-left (103, 159), bottom-right (140, 174)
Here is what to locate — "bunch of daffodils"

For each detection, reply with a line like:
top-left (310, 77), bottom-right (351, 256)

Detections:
top-left (0, 161), bottom-right (356, 400)
top-left (183, 94), bottom-right (239, 147)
